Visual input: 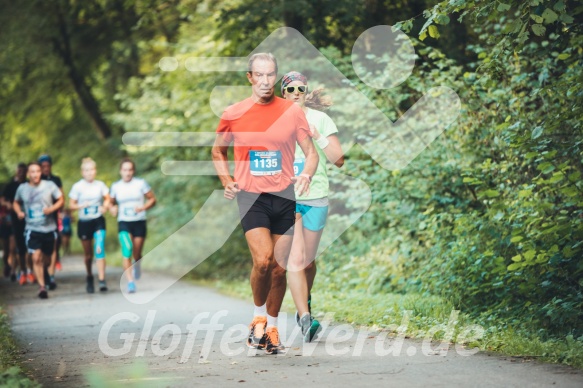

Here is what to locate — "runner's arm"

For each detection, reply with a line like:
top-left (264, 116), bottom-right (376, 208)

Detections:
top-left (312, 127), bottom-right (344, 167)
top-left (68, 198), bottom-right (85, 211)
top-left (108, 195), bottom-right (118, 217)
top-left (212, 134), bottom-right (240, 199)
top-left (44, 195), bottom-right (64, 215)
top-left (101, 193), bottom-right (112, 213)
top-left (295, 136), bottom-right (319, 196)
top-left (136, 190), bottom-right (156, 212)
top-left (212, 134), bottom-right (234, 187)
top-left (325, 135), bottom-right (344, 167)
top-left (12, 200), bottom-right (24, 219)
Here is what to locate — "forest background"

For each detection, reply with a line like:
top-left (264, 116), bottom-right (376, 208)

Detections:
top-left (1, 0), bottom-right (582, 369)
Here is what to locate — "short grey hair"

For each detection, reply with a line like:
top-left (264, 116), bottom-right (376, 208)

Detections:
top-left (247, 53), bottom-right (278, 74)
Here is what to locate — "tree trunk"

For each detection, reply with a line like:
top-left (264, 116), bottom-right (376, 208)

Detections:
top-left (282, 0), bottom-right (304, 33)
top-left (52, 6), bottom-right (113, 139)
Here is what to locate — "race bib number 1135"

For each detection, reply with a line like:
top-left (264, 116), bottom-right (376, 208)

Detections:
top-left (249, 150), bottom-right (282, 176)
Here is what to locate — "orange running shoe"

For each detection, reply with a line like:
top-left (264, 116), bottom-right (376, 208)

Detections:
top-left (55, 262), bottom-right (62, 271)
top-left (264, 327), bottom-right (285, 355)
top-left (27, 273), bottom-right (36, 284)
top-left (19, 273), bottom-right (27, 286)
top-left (246, 316), bottom-right (267, 349)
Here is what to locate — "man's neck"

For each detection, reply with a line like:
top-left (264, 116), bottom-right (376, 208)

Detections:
top-left (252, 94), bottom-right (275, 105)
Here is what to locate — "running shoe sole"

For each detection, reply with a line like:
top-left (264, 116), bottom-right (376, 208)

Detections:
top-left (247, 330), bottom-right (267, 349)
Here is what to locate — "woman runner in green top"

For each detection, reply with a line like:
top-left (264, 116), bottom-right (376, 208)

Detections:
top-left (281, 71), bottom-right (344, 342)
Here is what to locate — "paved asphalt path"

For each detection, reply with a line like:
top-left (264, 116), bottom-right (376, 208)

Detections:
top-left (2, 255), bottom-right (583, 387)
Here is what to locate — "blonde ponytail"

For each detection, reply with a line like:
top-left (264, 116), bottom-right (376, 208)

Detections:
top-left (304, 88), bottom-right (333, 111)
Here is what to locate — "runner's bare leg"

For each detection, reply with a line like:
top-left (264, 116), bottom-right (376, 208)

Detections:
top-left (267, 233), bottom-right (293, 317)
top-left (245, 227), bottom-right (275, 308)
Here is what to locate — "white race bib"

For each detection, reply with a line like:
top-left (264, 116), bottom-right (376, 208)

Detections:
top-left (249, 150), bottom-right (282, 176)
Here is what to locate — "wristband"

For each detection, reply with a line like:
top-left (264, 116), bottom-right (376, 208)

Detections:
top-left (315, 135), bottom-right (330, 149)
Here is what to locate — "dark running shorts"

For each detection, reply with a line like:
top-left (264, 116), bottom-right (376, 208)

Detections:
top-left (236, 185), bottom-right (295, 235)
top-left (25, 230), bottom-right (56, 256)
top-left (78, 216), bottom-right (106, 240)
top-left (118, 220), bottom-right (147, 238)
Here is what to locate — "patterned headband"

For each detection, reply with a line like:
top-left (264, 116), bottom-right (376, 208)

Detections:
top-left (281, 71), bottom-right (308, 94)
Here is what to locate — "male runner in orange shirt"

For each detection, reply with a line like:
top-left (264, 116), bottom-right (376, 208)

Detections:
top-left (212, 53), bottom-right (318, 354)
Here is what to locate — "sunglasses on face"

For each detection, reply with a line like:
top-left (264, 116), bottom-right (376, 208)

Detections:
top-left (285, 85), bottom-right (307, 94)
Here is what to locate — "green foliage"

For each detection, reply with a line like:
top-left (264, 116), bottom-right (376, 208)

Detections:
top-left (213, 279), bottom-right (583, 368)
top-left (0, 367), bottom-right (39, 388)
top-left (0, 307), bottom-right (39, 387)
top-left (1, 0), bottom-right (582, 367)
top-left (214, 0), bottom-right (442, 55)
top-left (316, 0), bottom-right (583, 337)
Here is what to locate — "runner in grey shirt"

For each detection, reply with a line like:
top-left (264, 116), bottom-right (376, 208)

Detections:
top-left (13, 162), bottom-right (63, 299)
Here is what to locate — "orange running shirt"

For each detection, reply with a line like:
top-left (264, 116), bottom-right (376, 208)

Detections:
top-left (216, 97), bottom-right (311, 193)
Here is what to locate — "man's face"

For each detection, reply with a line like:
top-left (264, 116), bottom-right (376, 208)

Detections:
top-left (28, 165), bottom-right (42, 185)
top-left (16, 166), bottom-right (26, 181)
top-left (246, 59), bottom-right (277, 102)
top-left (40, 161), bottom-right (51, 176)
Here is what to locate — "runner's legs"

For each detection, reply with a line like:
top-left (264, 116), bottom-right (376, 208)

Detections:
top-left (267, 233), bottom-right (293, 317)
top-left (303, 227), bottom-right (322, 292)
top-left (245, 227), bottom-right (275, 308)
top-left (288, 213), bottom-right (324, 316)
top-left (288, 215), bottom-right (310, 316)
top-left (89, 227), bottom-right (107, 282)
top-left (31, 249), bottom-right (45, 288)
top-left (1, 234), bottom-right (9, 276)
top-left (132, 236), bottom-right (145, 262)
top-left (48, 238), bottom-right (58, 277)
top-left (80, 239), bottom-right (93, 276)
top-left (8, 235), bottom-right (17, 275)
top-left (61, 233), bottom-right (71, 255)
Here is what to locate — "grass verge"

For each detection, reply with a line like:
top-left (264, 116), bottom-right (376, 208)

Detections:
top-left (195, 278), bottom-right (583, 369)
top-left (0, 304), bottom-right (40, 387)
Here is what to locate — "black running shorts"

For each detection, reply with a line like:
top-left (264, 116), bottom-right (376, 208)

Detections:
top-left (25, 230), bottom-right (56, 256)
top-left (118, 220), bottom-right (147, 238)
top-left (236, 185), bottom-right (295, 235)
top-left (77, 216), bottom-right (106, 240)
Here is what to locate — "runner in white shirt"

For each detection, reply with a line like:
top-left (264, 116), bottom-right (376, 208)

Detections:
top-left (109, 158), bottom-right (156, 293)
top-left (13, 162), bottom-right (64, 299)
top-left (68, 158), bottom-right (111, 293)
